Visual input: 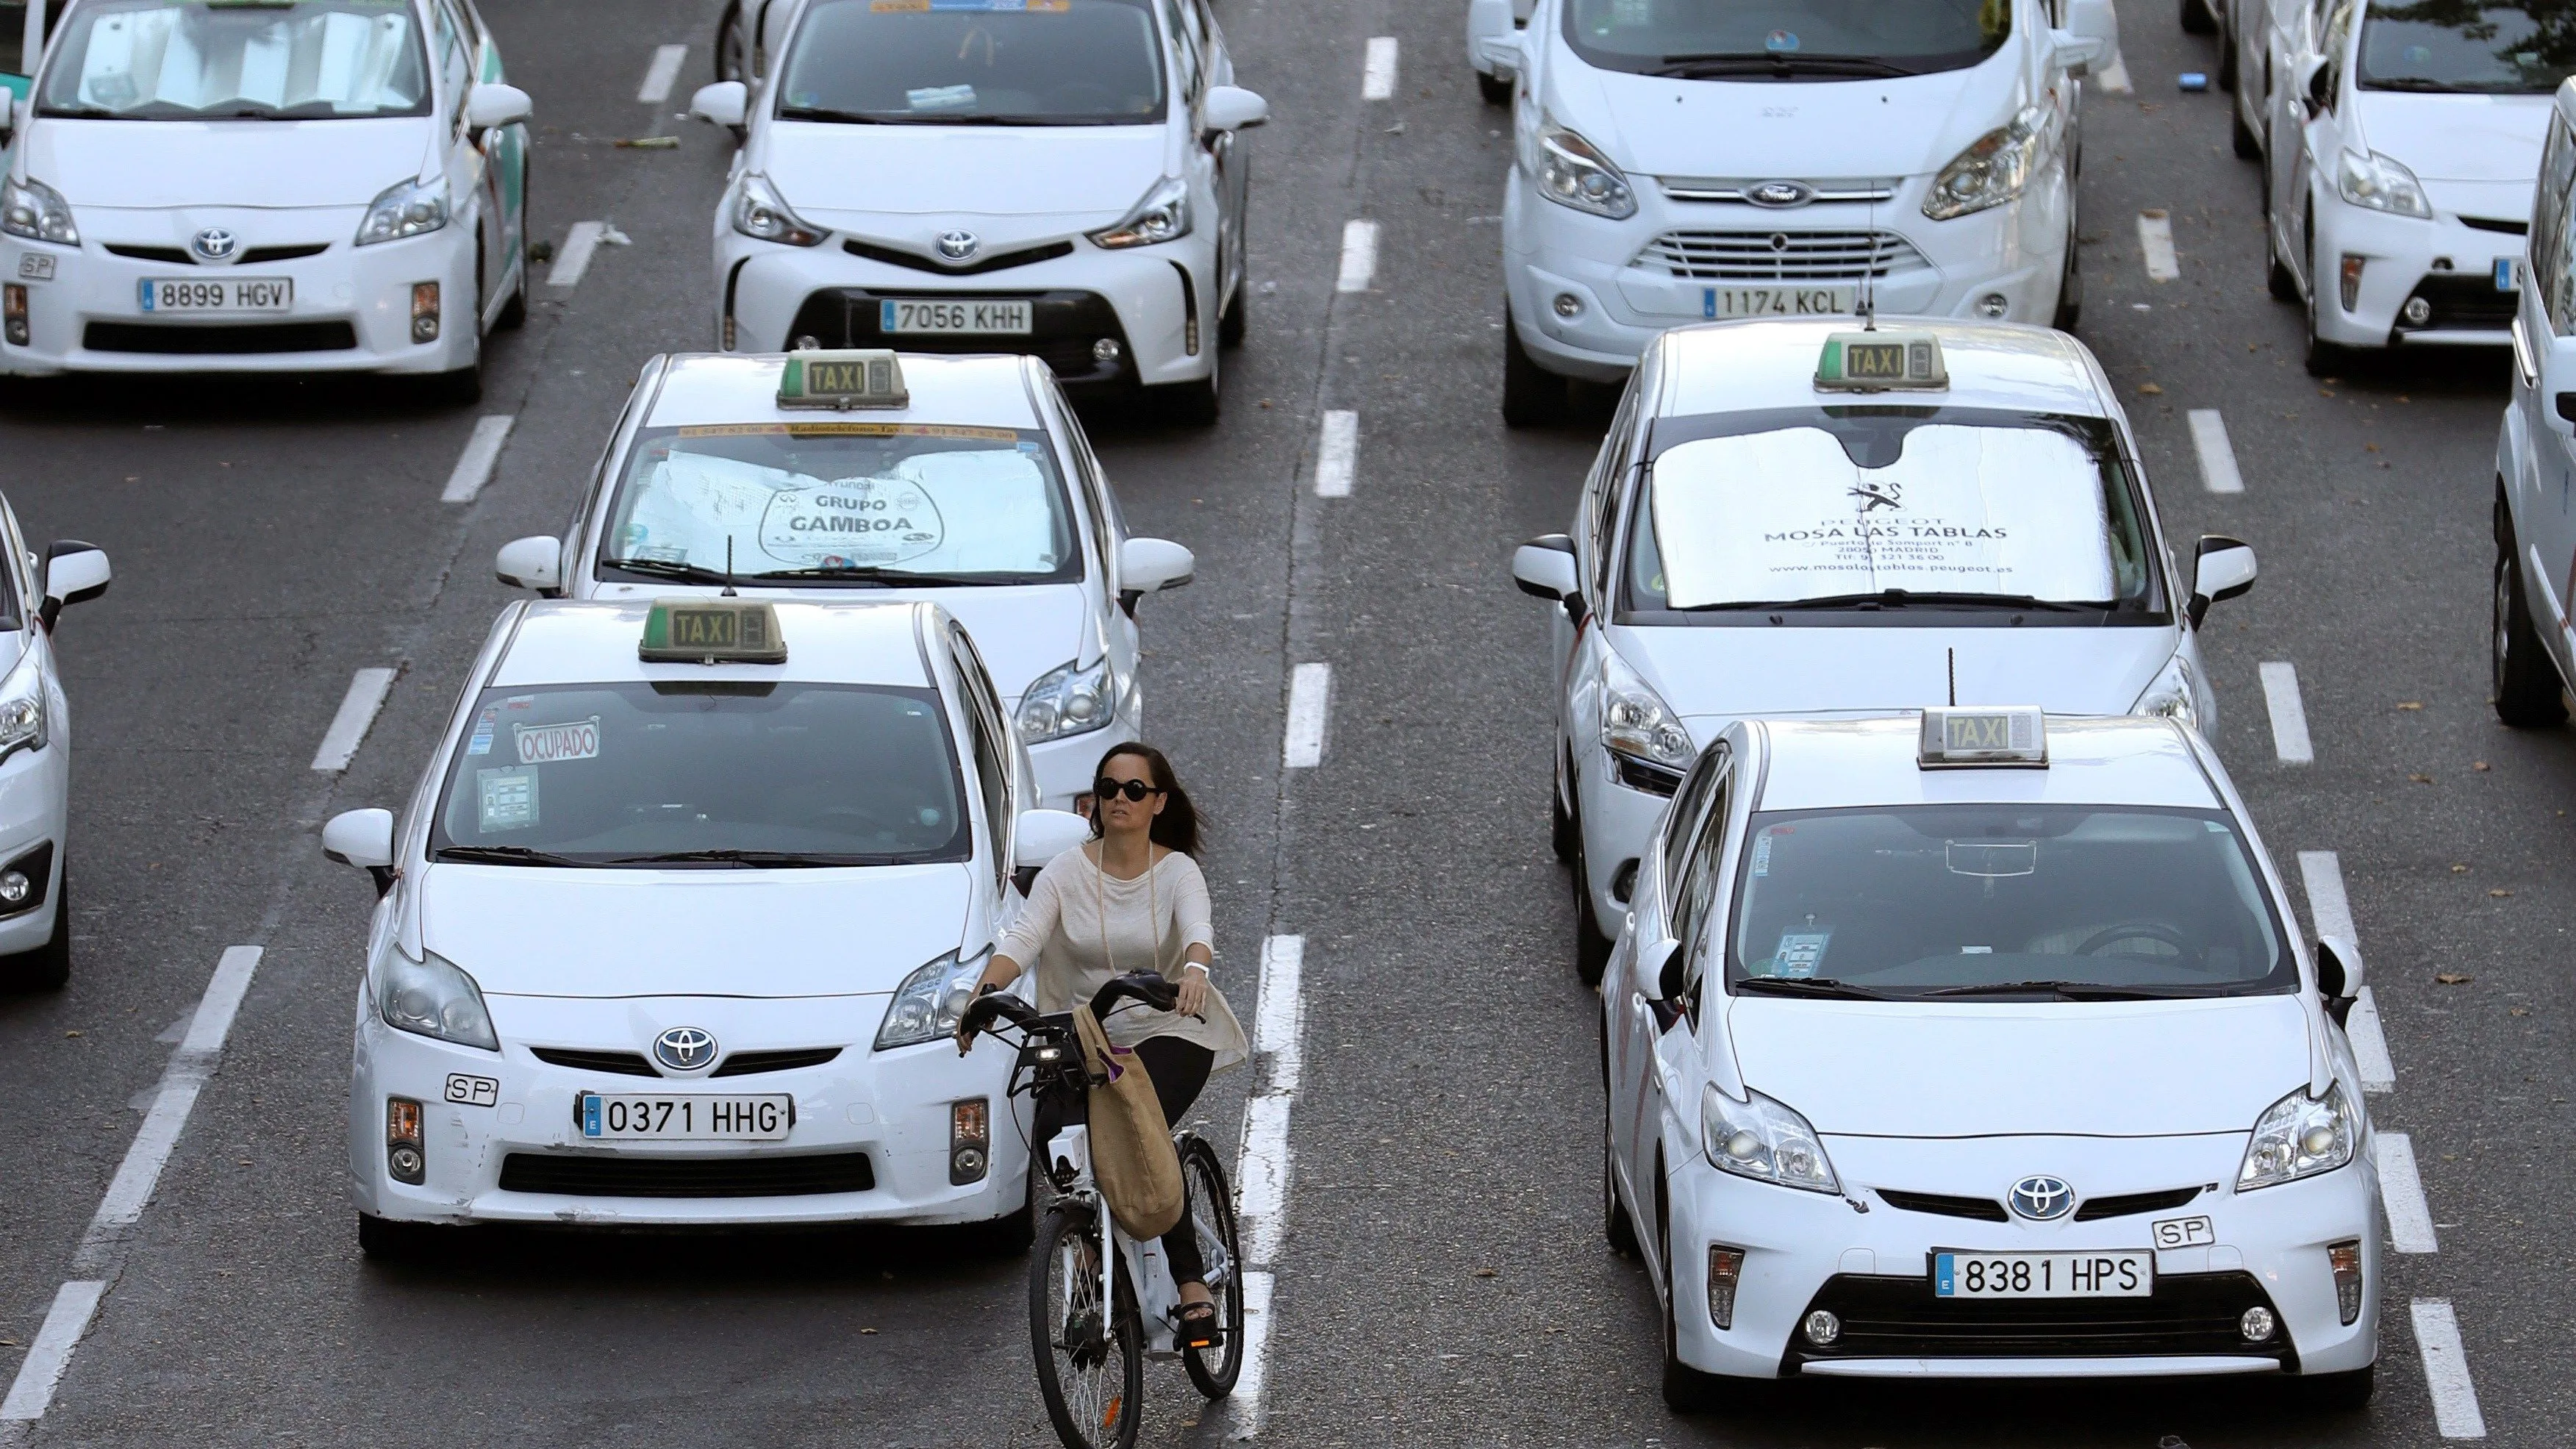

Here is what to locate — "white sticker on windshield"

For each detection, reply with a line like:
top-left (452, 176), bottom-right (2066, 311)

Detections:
top-left (514, 717), bottom-right (601, 765)
top-left (906, 83), bottom-right (976, 110)
top-left (466, 707), bottom-right (498, 756)
top-left (1767, 930), bottom-right (1831, 979)
top-left (476, 767), bottom-right (539, 832)
top-left (760, 479), bottom-right (942, 568)
top-left (1751, 831), bottom-right (1774, 877)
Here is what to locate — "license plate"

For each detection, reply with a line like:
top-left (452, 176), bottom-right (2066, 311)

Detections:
top-left (879, 298), bottom-right (1032, 334)
top-left (578, 1092), bottom-right (792, 1140)
top-left (1933, 1249), bottom-right (2153, 1298)
top-left (139, 276), bottom-right (292, 313)
top-left (1703, 285), bottom-right (1856, 319)
top-left (2495, 257), bottom-right (2519, 292)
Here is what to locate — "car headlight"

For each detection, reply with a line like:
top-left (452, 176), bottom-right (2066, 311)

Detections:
top-left (1017, 656), bottom-right (1117, 744)
top-left (733, 172), bottom-right (827, 246)
top-left (1702, 1084), bottom-right (1840, 1194)
top-left (876, 949), bottom-right (989, 1050)
top-left (1529, 120), bottom-right (1637, 220)
top-left (2131, 651), bottom-right (2203, 733)
top-left (2336, 149), bottom-right (2431, 218)
top-left (374, 948), bottom-right (500, 1051)
top-left (1923, 102), bottom-right (2055, 221)
top-left (353, 175), bottom-right (450, 247)
top-left (2237, 1081), bottom-right (2358, 1191)
top-left (1088, 176), bottom-right (1191, 248)
top-left (1600, 649), bottom-right (1693, 773)
top-left (0, 175), bottom-right (77, 246)
top-left (0, 647), bottom-right (47, 768)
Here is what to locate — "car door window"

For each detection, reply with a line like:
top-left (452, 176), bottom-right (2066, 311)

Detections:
top-left (2539, 118), bottom-right (2576, 334)
top-left (1584, 384), bottom-right (1640, 600)
top-left (1659, 753), bottom-right (1721, 904)
top-left (2317, 0), bottom-right (2356, 107)
top-left (1159, 0), bottom-right (1201, 101)
top-left (948, 626), bottom-right (1015, 887)
top-left (431, 0), bottom-right (473, 129)
top-left (1664, 755), bottom-right (1733, 960)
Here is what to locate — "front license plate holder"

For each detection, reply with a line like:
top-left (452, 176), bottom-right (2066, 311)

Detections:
top-left (577, 1092), bottom-right (793, 1140)
top-left (1931, 1248), bottom-right (2154, 1298)
top-left (1703, 285), bottom-right (1856, 320)
top-left (878, 297), bottom-right (1034, 334)
top-left (138, 276), bottom-right (293, 313)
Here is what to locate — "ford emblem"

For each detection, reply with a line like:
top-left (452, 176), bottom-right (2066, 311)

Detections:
top-left (190, 226), bottom-right (239, 262)
top-left (654, 1026), bottom-right (718, 1072)
top-left (2008, 1174), bottom-right (2076, 1221)
top-left (1745, 180), bottom-right (1814, 209)
top-left (937, 229), bottom-right (980, 260)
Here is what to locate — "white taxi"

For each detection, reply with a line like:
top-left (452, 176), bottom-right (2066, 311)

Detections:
top-left (321, 596), bottom-right (1092, 1252)
top-left (0, 517), bottom-right (107, 991)
top-left (1511, 320), bottom-right (2257, 981)
top-left (488, 349), bottom-right (1192, 812)
top-left (0, 0), bottom-right (531, 401)
top-left (687, 0), bottom-right (1266, 421)
top-left (1606, 709), bottom-right (2380, 1405)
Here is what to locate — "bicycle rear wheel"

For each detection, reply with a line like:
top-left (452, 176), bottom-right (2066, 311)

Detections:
top-left (1178, 1134), bottom-right (1246, 1398)
top-left (1031, 1201), bottom-right (1143, 1449)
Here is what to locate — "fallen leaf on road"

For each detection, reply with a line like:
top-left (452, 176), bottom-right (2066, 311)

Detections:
top-left (2474, 760), bottom-right (2491, 772)
top-left (2436, 972), bottom-right (2473, 984)
top-left (2397, 701), bottom-right (2424, 710)
top-left (63, 1030), bottom-right (79, 1037)
top-left (2364, 442), bottom-right (2380, 452)
top-left (2490, 888), bottom-right (2514, 898)
top-left (2409, 773), bottom-right (2434, 784)
top-left (1473, 1267), bottom-right (1499, 1278)
top-left (2511, 1005), bottom-right (2532, 1017)
top-left (2451, 863), bottom-right (2469, 873)
top-left (2139, 382), bottom-right (2164, 395)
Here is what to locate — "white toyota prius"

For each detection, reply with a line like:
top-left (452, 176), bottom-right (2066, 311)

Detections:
top-left (489, 348), bottom-right (1194, 811)
top-left (1606, 709), bottom-right (2380, 1405)
top-left (0, 0), bottom-right (531, 399)
top-left (1511, 319), bottom-right (2258, 981)
top-left (323, 596), bottom-right (1092, 1253)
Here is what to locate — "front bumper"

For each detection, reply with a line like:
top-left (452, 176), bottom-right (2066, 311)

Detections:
top-left (2307, 198), bottom-right (2523, 349)
top-left (350, 992), bottom-right (1028, 1228)
top-left (0, 737), bottom-right (68, 956)
top-left (1664, 1132), bottom-right (2381, 1379)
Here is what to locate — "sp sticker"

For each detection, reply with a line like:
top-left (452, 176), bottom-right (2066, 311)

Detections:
top-left (444, 1073), bottom-right (501, 1107)
top-left (2150, 1214), bottom-right (2215, 1249)
top-left (16, 254), bottom-right (53, 282)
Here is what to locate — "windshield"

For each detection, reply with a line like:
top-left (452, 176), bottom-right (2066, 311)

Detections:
top-left (1622, 407), bottom-right (2163, 622)
top-left (2358, 1), bottom-right (2576, 93)
top-left (38, 0), bottom-right (429, 120)
top-left (1729, 804), bottom-right (2294, 999)
top-left (1563, 0), bottom-right (2010, 77)
top-left (599, 422), bottom-right (1081, 587)
top-left (429, 681), bottom-right (970, 866)
top-left (776, 0), bottom-right (1164, 126)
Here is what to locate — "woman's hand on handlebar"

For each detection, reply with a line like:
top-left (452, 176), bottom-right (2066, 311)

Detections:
top-left (1173, 967), bottom-right (1206, 1019)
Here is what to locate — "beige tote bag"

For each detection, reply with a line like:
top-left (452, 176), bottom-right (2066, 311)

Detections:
top-left (1073, 1003), bottom-right (1184, 1239)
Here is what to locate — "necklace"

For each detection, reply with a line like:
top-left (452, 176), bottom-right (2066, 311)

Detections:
top-left (1092, 840), bottom-right (1161, 977)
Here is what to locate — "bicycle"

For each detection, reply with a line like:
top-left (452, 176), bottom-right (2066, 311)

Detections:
top-left (960, 972), bottom-right (1246, 1449)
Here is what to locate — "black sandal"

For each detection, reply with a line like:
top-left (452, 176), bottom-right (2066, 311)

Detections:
top-left (1176, 1298), bottom-right (1223, 1350)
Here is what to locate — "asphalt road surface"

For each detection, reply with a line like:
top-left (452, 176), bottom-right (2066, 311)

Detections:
top-left (0, 0), bottom-right (2561, 1445)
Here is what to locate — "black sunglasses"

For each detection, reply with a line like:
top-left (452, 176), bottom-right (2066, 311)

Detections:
top-left (1093, 777), bottom-right (1163, 803)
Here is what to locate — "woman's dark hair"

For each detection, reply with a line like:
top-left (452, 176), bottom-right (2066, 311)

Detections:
top-left (1095, 740), bottom-right (1201, 857)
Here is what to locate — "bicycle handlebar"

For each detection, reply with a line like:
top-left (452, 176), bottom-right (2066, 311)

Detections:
top-left (954, 970), bottom-right (1180, 1053)
top-left (1090, 970), bottom-right (1180, 1019)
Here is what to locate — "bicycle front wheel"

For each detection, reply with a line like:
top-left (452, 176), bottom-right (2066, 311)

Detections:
top-left (1178, 1134), bottom-right (1247, 1398)
top-left (1031, 1201), bottom-right (1143, 1449)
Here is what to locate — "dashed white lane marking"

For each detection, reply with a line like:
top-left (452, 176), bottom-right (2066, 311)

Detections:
top-left (1282, 662), bottom-right (1330, 768)
top-left (2258, 661), bottom-right (2313, 763)
top-left (1335, 220), bottom-right (1378, 293)
top-left (2297, 850), bottom-right (2394, 1090)
top-left (1314, 410), bottom-right (1359, 498)
top-left (1231, 933), bottom-right (1305, 1439)
top-left (312, 668), bottom-right (397, 773)
top-left (2137, 210), bottom-right (2180, 282)
top-left (1253, 934), bottom-right (1306, 1092)
top-left (439, 414), bottom-right (516, 503)
top-left (548, 221), bottom-right (609, 287)
top-left (2097, 55), bottom-right (2133, 93)
top-left (2347, 987), bottom-right (2397, 1092)
top-left (2412, 1299), bottom-right (2488, 1438)
top-left (1362, 37), bottom-right (1398, 100)
top-left (1230, 1270), bottom-right (1277, 1440)
top-left (637, 43), bottom-right (688, 104)
top-left (2186, 408), bottom-right (2244, 494)
top-left (2377, 1131), bottom-right (2439, 1253)
top-left (0, 1281), bottom-right (104, 1421)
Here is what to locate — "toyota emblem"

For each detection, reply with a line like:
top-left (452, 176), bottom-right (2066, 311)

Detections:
top-left (654, 1026), bottom-right (718, 1072)
top-left (937, 229), bottom-right (980, 260)
top-left (1745, 180), bottom-right (1814, 209)
top-left (190, 227), bottom-right (239, 262)
top-left (2008, 1174), bottom-right (2076, 1221)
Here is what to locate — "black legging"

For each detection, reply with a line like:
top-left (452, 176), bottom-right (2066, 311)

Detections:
top-left (1034, 1036), bottom-right (1214, 1285)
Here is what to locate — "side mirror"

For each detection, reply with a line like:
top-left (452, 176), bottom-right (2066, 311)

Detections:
top-left (690, 80), bottom-right (749, 129)
top-left (495, 534), bottom-right (564, 595)
top-left (2059, 0), bottom-right (2118, 76)
top-left (2555, 392), bottom-right (2576, 424)
top-left (1475, 29), bottom-right (1525, 81)
top-left (0, 88), bottom-right (16, 143)
top-left (2188, 534), bottom-right (2257, 628)
top-left (324, 807), bottom-right (398, 896)
top-left (2047, 29), bottom-right (2104, 78)
top-left (1201, 85), bottom-right (1268, 132)
top-left (2297, 54), bottom-right (2331, 114)
top-left (2315, 934), bottom-right (2365, 1026)
top-left (1117, 537), bottom-right (1195, 593)
top-left (1511, 533), bottom-right (1579, 602)
top-left (1013, 807), bottom-right (1090, 872)
top-left (463, 82), bottom-right (533, 132)
top-left (40, 541), bottom-right (110, 631)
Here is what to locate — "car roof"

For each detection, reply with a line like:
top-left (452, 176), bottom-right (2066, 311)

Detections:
top-left (490, 599), bottom-right (936, 689)
top-left (1748, 714), bottom-right (2222, 813)
top-left (639, 352), bottom-right (1045, 431)
top-left (1652, 318), bottom-right (2111, 421)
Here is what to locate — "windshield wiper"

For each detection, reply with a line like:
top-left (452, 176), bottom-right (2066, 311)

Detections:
top-left (1732, 976), bottom-right (1888, 999)
top-left (2360, 76), bottom-right (2485, 93)
top-left (35, 104), bottom-right (127, 120)
top-left (435, 845), bottom-right (589, 867)
top-left (598, 556), bottom-right (741, 585)
top-left (1920, 979), bottom-right (2205, 1001)
top-left (1682, 589), bottom-right (2097, 614)
top-left (751, 565), bottom-right (1000, 586)
top-left (776, 105), bottom-right (895, 124)
top-left (607, 848), bottom-right (881, 867)
top-left (1650, 52), bottom-right (1920, 79)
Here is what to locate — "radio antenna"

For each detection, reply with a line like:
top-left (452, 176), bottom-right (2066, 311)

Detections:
top-left (1859, 186), bottom-right (1879, 331)
top-left (723, 536), bottom-right (740, 598)
top-left (1947, 648), bottom-right (1957, 706)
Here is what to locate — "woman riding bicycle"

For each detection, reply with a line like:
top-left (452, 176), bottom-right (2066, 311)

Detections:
top-left (961, 741), bottom-right (1245, 1342)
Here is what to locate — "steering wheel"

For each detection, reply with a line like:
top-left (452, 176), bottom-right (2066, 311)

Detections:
top-left (2072, 922), bottom-right (2198, 960)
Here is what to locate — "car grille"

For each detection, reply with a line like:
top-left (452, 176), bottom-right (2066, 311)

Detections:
top-left (784, 287), bottom-right (1130, 384)
top-left (1875, 1189), bottom-right (2008, 1222)
top-left (2458, 215), bottom-right (2527, 235)
top-left (1634, 229), bottom-right (1928, 282)
top-left (1657, 177), bottom-right (1897, 204)
top-left (2072, 1186), bottom-right (2203, 1221)
top-left (104, 244), bottom-right (193, 265)
top-left (710, 1047), bottom-right (843, 1077)
top-left (530, 1047), bottom-right (659, 1078)
top-left (104, 243), bottom-right (332, 265)
top-left (83, 321), bottom-right (357, 354)
top-left (498, 1150), bottom-right (876, 1198)
top-left (843, 237), bottom-right (1075, 276)
top-left (1788, 1271), bottom-right (2293, 1369)
top-left (2397, 273), bottom-right (2515, 333)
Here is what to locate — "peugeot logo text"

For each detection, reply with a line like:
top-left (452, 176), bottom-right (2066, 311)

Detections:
top-left (937, 229), bottom-right (980, 260)
top-left (2008, 1174), bottom-right (2076, 1221)
top-left (1745, 179), bottom-right (1814, 209)
top-left (190, 227), bottom-right (239, 262)
top-left (654, 1026), bottom-right (718, 1072)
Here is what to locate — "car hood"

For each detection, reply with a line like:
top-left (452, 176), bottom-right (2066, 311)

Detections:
top-left (2352, 90), bottom-right (2552, 183)
top-left (420, 861), bottom-right (969, 998)
top-left (760, 121), bottom-right (1167, 230)
top-left (1727, 995), bottom-right (2313, 1137)
top-left (1611, 623), bottom-right (2178, 737)
top-left (23, 116), bottom-right (434, 210)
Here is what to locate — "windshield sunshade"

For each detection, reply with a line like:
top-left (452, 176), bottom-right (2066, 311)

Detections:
top-left (1731, 805), bottom-right (2294, 999)
top-left (2359, 1), bottom-right (2576, 94)
top-left (778, 0), bottom-right (1164, 125)
top-left (1564, 0), bottom-right (2009, 76)
top-left (601, 423), bottom-right (1078, 585)
top-left (431, 682), bottom-right (970, 865)
top-left (39, 0), bottom-right (429, 119)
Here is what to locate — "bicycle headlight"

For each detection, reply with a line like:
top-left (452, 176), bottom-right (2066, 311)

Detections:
top-left (2131, 651), bottom-right (2203, 733)
top-left (1017, 656), bottom-right (1117, 744)
top-left (0, 175), bottom-right (77, 246)
top-left (374, 948), bottom-right (499, 1051)
top-left (1600, 649), bottom-right (1693, 771)
top-left (1088, 176), bottom-right (1192, 248)
top-left (1923, 102), bottom-right (2055, 221)
top-left (733, 172), bottom-right (827, 246)
top-left (2236, 1081), bottom-right (2358, 1191)
top-left (0, 647), bottom-right (47, 768)
top-left (1702, 1084), bottom-right (1840, 1194)
top-left (2336, 149), bottom-right (2431, 218)
top-left (1530, 120), bottom-right (1636, 221)
top-left (354, 175), bottom-right (451, 246)
top-left (876, 949), bottom-right (988, 1049)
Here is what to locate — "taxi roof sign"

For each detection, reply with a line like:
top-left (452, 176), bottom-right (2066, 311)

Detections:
top-left (640, 598), bottom-right (788, 664)
top-left (1918, 706), bottom-right (2047, 768)
top-left (1816, 330), bottom-right (1948, 393)
top-left (777, 348), bottom-right (909, 410)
